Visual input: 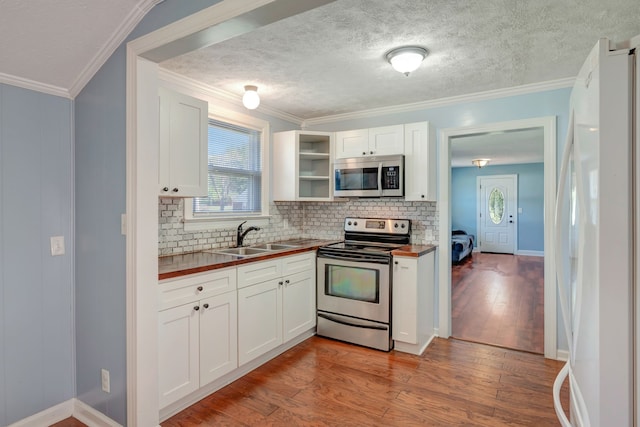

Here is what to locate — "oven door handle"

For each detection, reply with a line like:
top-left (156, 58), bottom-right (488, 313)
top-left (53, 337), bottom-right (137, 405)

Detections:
top-left (317, 252), bottom-right (390, 265)
top-left (318, 312), bottom-right (388, 331)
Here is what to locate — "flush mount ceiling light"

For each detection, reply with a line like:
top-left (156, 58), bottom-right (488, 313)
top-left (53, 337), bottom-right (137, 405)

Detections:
top-left (386, 46), bottom-right (428, 76)
top-left (242, 85), bottom-right (260, 109)
top-left (472, 158), bottom-right (490, 168)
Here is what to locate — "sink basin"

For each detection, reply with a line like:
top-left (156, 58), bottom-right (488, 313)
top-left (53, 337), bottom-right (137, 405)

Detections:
top-left (251, 243), bottom-right (300, 250)
top-left (213, 247), bottom-right (271, 257)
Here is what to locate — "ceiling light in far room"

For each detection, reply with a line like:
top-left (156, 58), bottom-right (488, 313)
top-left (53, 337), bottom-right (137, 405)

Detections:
top-left (472, 159), bottom-right (490, 168)
top-left (242, 85), bottom-right (260, 109)
top-left (386, 46), bottom-right (428, 76)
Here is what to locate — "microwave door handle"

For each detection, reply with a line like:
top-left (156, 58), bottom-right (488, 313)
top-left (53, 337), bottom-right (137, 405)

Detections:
top-left (378, 163), bottom-right (383, 196)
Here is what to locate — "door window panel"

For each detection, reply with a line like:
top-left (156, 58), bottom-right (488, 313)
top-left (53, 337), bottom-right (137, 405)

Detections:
top-left (489, 188), bottom-right (505, 224)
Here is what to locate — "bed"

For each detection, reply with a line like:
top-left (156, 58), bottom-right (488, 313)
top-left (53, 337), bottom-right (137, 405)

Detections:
top-left (452, 230), bottom-right (474, 263)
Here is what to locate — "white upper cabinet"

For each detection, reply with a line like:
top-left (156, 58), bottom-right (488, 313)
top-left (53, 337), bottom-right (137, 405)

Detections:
top-left (335, 125), bottom-right (404, 159)
top-left (158, 87), bottom-right (208, 197)
top-left (404, 121), bottom-right (436, 201)
top-left (273, 130), bottom-right (333, 201)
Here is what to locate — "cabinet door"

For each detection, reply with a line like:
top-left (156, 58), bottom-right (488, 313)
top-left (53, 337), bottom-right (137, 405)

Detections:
top-left (392, 257), bottom-right (418, 344)
top-left (335, 129), bottom-right (368, 158)
top-left (404, 121), bottom-right (436, 201)
top-left (368, 125), bottom-right (404, 156)
top-left (282, 270), bottom-right (316, 342)
top-left (238, 279), bottom-right (283, 365)
top-left (158, 87), bottom-right (208, 197)
top-left (158, 303), bottom-right (200, 408)
top-left (199, 292), bottom-right (238, 386)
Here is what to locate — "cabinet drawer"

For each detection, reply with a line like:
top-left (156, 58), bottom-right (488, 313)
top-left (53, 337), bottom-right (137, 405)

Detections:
top-left (159, 267), bottom-right (236, 310)
top-left (237, 258), bottom-right (282, 289)
top-left (282, 252), bottom-right (316, 276)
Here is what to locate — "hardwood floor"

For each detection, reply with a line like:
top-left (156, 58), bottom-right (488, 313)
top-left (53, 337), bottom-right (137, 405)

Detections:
top-left (49, 417), bottom-right (87, 427)
top-left (163, 336), bottom-right (568, 426)
top-left (452, 252), bottom-right (544, 354)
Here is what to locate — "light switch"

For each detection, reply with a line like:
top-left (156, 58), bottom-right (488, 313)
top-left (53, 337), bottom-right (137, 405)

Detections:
top-left (50, 236), bottom-right (65, 256)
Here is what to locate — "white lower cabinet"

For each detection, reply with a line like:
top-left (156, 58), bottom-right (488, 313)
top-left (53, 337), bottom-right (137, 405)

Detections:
top-left (237, 252), bottom-right (316, 365)
top-left (158, 268), bottom-right (237, 409)
top-left (392, 250), bottom-right (436, 355)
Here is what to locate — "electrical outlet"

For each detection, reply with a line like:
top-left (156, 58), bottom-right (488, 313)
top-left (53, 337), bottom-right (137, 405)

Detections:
top-left (50, 236), bottom-right (65, 256)
top-left (101, 368), bottom-right (110, 393)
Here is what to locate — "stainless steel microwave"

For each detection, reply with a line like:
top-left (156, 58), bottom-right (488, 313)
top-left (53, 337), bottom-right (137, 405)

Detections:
top-left (334, 154), bottom-right (404, 197)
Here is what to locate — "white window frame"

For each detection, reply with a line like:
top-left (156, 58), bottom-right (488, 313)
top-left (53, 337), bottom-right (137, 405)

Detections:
top-left (184, 106), bottom-right (270, 231)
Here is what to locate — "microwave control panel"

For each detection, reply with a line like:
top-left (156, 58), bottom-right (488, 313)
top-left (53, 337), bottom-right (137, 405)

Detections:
top-left (382, 166), bottom-right (400, 189)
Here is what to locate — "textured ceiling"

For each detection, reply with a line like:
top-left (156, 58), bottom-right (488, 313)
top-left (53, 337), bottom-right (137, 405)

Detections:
top-left (450, 128), bottom-right (544, 168)
top-left (0, 0), bottom-right (157, 94)
top-left (161, 0), bottom-right (640, 120)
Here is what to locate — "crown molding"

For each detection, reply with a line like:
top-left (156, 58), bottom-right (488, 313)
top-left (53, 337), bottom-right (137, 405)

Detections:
top-left (68, 0), bottom-right (163, 98)
top-left (0, 71), bottom-right (71, 98)
top-left (303, 77), bottom-right (575, 127)
top-left (158, 68), bottom-right (304, 125)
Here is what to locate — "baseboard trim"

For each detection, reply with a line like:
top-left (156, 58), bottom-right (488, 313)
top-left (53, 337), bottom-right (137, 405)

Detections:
top-left (73, 399), bottom-right (123, 427)
top-left (515, 250), bottom-right (544, 257)
top-left (7, 399), bottom-right (122, 427)
top-left (556, 349), bottom-right (569, 362)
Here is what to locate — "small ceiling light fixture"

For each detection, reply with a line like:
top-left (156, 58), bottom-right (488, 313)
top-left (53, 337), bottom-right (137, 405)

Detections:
top-left (386, 46), bottom-right (428, 76)
top-left (472, 159), bottom-right (490, 168)
top-left (242, 85), bottom-right (260, 109)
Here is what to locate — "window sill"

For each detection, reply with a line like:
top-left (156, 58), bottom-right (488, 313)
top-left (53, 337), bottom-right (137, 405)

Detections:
top-left (183, 215), bottom-right (271, 231)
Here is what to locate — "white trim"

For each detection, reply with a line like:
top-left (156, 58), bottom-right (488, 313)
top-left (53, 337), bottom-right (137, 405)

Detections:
top-left (7, 399), bottom-right (123, 427)
top-left (73, 399), bottom-right (123, 427)
top-left (7, 400), bottom-right (73, 427)
top-left (556, 349), bottom-right (570, 362)
top-left (0, 71), bottom-right (70, 98)
top-left (438, 116), bottom-right (557, 360)
top-left (516, 250), bottom-right (545, 257)
top-left (159, 68), bottom-right (304, 125)
top-left (303, 78), bottom-right (574, 127)
top-left (69, 0), bottom-right (163, 98)
top-left (476, 174), bottom-right (518, 255)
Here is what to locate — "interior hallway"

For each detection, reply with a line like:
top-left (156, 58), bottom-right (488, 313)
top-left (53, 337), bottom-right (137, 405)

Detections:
top-left (452, 252), bottom-right (544, 354)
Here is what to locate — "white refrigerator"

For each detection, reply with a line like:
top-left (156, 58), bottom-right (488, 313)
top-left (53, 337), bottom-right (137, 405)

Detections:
top-left (553, 36), bottom-right (639, 426)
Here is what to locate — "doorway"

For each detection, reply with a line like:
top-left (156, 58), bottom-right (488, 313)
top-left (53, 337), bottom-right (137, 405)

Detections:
top-left (437, 117), bottom-right (557, 360)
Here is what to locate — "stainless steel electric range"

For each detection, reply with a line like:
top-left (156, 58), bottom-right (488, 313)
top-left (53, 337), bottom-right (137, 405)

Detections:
top-left (316, 217), bottom-right (411, 351)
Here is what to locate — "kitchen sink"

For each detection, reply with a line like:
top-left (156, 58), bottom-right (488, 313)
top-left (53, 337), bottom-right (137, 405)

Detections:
top-left (251, 243), bottom-right (300, 250)
top-left (213, 247), bottom-right (271, 257)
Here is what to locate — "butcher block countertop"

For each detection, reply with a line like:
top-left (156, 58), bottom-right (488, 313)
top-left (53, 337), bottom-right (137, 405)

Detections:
top-left (391, 244), bottom-right (438, 258)
top-left (159, 240), bottom-right (438, 280)
top-left (159, 239), bottom-right (333, 280)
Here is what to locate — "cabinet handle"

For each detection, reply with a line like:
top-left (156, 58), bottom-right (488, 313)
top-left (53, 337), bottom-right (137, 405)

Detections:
top-left (202, 303), bottom-right (209, 309)
top-left (162, 187), bottom-right (169, 192)
top-left (193, 306), bottom-right (200, 311)
top-left (421, 194), bottom-right (425, 199)
top-left (362, 152), bottom-right (366, 155)
top-left (172, 188), bottom-right (179, 193)
top-left (278, 281), bottom-right (283, 286)
top-left (197, 286), bottom-right (203, 292)
top-left (370, 151), bottom-right (374, 155)
top-left (394, 261), bottom-right (399, 265)
top-left (285, 279), bottom-right (290, 284)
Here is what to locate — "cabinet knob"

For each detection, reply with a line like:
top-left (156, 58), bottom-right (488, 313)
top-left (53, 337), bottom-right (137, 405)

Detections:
top-left (172, 188), bottom-right (179, 193)
top-left (162, 187), bottom-right (169, 192)
top-left (394, 261), bottom-right (399, 265)
top-left (370, 151), bottom-right (374, 155)
top-left (421, 194), bottom-right (425, 199)
top-left (203, 303), bottom-right (209, 309)
top-left (285, 279), bottom-right (290, 284)
top-left (278, 281), bottom-right (283, 286)
top-left (362, 152), bottom-right (366, 155)
top-left (193, 306), bottom-right (200, 311)
top-left (197, 286), bottom-right (203, 292)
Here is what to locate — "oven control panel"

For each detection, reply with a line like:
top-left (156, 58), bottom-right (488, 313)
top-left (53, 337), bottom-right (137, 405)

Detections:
top-left (344, 217), bottom-right (410, 234)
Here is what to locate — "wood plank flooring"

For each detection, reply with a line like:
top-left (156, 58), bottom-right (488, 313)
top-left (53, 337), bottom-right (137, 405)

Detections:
top-left (163, 336), bottom-right (569, 426)
top-left (452, 253), bottom-right (544, 354)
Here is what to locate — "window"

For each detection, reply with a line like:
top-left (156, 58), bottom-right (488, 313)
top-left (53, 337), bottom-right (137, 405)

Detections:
top-left (193, 119), bottom-right (262, 215)
top-left (184, 110), bottom-right (270, 230)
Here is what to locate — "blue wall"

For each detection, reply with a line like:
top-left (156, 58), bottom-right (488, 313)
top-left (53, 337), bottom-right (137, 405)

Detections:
top-left (451, 163), bottom-right (545, 252)
top-left (74, 1), bottom-right (223, 424)
top-left (0, 84), bottom-right (74, 425)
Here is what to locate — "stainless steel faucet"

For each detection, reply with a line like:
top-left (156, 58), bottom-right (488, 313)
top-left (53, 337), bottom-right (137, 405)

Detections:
top-left (236, 221), bottom-right (261, 247)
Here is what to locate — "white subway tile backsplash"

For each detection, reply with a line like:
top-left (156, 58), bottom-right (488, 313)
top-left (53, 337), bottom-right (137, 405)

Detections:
top-left (158, 198), bottom-right (438, 255)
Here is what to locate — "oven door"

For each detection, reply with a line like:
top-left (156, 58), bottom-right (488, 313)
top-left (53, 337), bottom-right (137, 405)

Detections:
top-left (316, 253), bottom-right (390, 323)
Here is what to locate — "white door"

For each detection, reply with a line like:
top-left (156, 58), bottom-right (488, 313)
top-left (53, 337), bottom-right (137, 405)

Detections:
top-left (477, 175), bottom-right (517, 254)
top-left (199, 292), bottom-right (238, 386)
